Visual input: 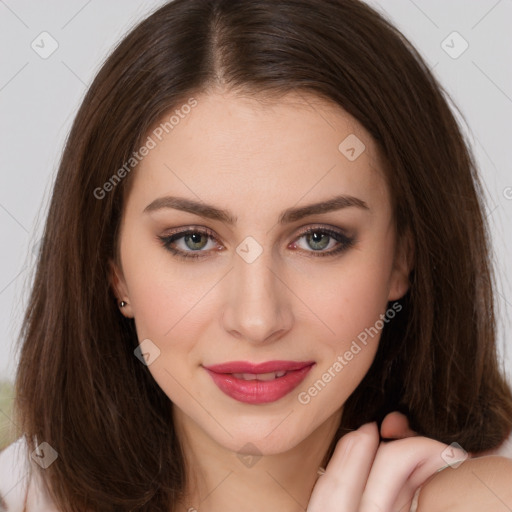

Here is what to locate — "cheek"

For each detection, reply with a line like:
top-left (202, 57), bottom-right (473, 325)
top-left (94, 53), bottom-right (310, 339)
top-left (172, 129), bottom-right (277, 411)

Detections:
top-left (126, 263), bottom-right (210, 404)
top-left (130, 277), bottom-right (194, 341)
top-left (294, 266), bottom-right (390, 424)
top-left (292, 245), bottom-right (394, 410)
top-left (297, 247), bottom-right (394, 355)
top-left (122, 230), bottom-right (213, 345)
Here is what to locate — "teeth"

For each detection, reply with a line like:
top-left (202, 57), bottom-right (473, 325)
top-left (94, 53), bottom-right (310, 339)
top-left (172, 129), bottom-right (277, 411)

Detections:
top-left (232, 371), bottom-right (287, 381)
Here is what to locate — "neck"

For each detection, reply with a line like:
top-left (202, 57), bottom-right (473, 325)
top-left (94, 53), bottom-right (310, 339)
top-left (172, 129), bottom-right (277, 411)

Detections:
top-left (173, 408), bottom-right (342, 512)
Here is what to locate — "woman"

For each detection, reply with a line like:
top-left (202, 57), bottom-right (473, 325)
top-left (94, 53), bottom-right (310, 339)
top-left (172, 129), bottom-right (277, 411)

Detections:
top-left (1, 0), bottom-right (512, 510)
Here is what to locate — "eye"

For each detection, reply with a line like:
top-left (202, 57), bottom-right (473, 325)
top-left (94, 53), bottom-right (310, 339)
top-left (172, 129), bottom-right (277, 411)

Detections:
top-left (157, 225), bottom-right (355, 260)
top-left (290, 225), bottom-right (356, 257)
top-left (158, 227), bottom-right (219, 260)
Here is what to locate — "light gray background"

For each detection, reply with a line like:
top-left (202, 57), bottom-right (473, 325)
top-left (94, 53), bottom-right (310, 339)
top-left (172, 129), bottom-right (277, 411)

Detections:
top-left (0, 0), bottom-right (511, 384)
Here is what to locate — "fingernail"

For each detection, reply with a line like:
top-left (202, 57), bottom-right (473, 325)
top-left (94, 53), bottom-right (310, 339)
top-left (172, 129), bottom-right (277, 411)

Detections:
top-left (358, 421), bottom-right (377, 432)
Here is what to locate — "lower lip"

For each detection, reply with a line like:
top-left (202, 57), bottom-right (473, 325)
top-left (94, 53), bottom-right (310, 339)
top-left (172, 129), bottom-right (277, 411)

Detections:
top-left (204, 364), bottom-right (315, 404)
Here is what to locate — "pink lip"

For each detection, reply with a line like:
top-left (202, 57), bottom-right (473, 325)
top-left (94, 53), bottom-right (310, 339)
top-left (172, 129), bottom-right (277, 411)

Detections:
top-left (203, 360), bottom-right (315, 404)
top-left (204, 360), bottom-right (314, 374)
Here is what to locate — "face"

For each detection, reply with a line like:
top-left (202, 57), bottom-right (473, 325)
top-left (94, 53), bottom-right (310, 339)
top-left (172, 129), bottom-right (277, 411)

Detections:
top-left (110, 89), bottom-right (411, 456)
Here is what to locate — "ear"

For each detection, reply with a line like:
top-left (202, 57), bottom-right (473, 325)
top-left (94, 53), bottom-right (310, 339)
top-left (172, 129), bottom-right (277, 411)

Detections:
top-left (108, 258), bottom-right (134, 318)
top-left (387, 227), bottom-right (414, 302)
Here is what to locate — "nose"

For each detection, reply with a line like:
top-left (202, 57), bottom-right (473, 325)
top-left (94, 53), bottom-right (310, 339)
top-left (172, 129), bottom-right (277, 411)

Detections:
top-left (221, 245), bottom-right (294, 345)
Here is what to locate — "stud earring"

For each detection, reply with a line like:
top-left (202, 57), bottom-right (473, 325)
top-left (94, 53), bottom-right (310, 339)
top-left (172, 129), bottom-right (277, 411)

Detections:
top-left (119, 300), bottom-right (128, 308)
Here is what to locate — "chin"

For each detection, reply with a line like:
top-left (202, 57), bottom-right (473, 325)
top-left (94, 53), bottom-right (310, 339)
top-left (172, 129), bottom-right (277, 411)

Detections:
top-left (206, 412), bottom-right (319, 456)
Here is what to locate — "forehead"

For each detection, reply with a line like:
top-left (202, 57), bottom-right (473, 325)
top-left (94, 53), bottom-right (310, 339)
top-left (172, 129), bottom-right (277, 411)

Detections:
top-left (125, 89), bottom-right (389, 217)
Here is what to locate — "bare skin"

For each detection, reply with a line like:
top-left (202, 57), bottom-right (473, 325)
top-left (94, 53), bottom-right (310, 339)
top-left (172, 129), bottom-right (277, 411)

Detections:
top-left (417, 455), bottom-right (512, 511)
top-left (378, 413), bottom-right (512, 512)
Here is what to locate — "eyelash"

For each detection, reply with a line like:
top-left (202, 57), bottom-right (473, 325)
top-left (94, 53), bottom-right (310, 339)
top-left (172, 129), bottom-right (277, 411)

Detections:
top-left (157, 225), bottom-right (356, 261)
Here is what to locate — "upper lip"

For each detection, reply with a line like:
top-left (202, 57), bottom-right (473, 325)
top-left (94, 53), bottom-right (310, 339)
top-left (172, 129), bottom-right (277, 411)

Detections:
top-left (203, 360), bottom-right (315, 374)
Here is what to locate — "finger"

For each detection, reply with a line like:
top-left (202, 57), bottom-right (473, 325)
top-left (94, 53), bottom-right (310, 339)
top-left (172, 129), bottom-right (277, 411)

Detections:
top-left (307, 422), bottom-right (379, 512)
top-left (380, 411), bottom-right (416, 440)
top-left (359, 437), bottom-right (467, 512)
top-left (392, 441), bottom-right (468, 512)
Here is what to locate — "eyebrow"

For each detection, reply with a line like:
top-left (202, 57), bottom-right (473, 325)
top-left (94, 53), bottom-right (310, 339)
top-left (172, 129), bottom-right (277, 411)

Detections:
top-left (143, 194), bottom-right (369, 225)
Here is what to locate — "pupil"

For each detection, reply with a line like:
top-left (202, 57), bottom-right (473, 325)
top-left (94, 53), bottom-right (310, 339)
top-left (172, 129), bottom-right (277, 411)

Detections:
top-left (309, 232), bottom-right (328, 250)
top-left (186, 233), bottom-right (206, 250)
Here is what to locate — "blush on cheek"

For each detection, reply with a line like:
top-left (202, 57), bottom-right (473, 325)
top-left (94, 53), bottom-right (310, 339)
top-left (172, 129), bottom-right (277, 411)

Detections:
top-left (320, 287), bottom-right (390, 353)
top-left (128, 273), bottom-right (188, 334)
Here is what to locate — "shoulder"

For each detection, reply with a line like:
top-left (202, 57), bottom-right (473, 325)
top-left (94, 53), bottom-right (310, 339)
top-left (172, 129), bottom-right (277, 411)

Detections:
top-left (0, 437), bottom-right (61, 512)
top-left (416, 455), bottom-right (512, 511)
top-left (413, 431), bottom-right (512, 512)
top-left (0, 437), bottom-right (31, 511)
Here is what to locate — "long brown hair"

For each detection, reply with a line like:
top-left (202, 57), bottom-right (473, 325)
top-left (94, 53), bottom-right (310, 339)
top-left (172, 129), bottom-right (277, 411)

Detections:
top-left (13, 0), bottom-right (512, 510)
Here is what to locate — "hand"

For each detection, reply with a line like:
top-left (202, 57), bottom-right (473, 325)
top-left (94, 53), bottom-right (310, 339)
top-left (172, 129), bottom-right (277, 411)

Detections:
top-left (380, 411), bottom-right (417, 440)
top-left (307, 412), bottom-right (467, 512)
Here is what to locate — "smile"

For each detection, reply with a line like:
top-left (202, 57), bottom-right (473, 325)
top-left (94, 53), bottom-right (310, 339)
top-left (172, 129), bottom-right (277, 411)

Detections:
top-left (203, 360), bottom-right (315, 404)
top-left (232, 371), bottom-right (287, 380)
